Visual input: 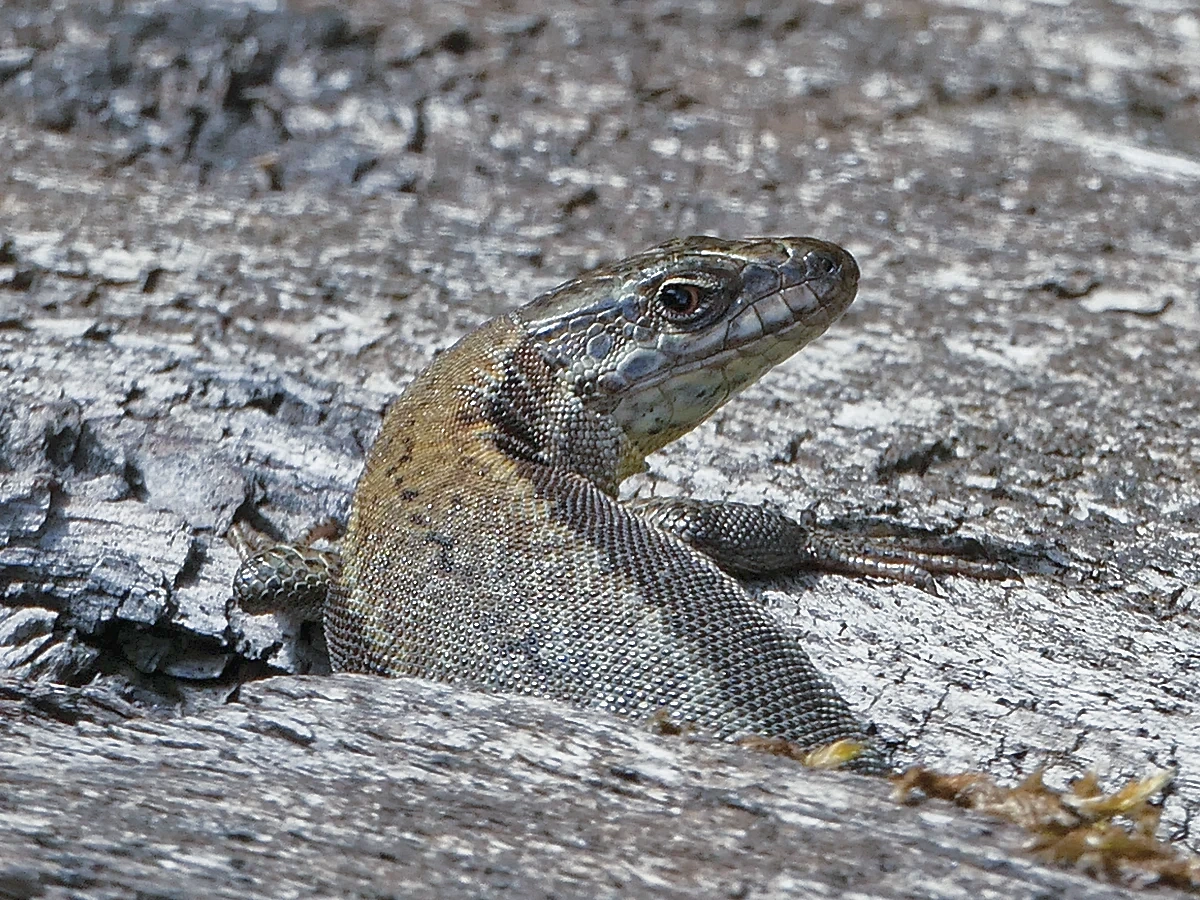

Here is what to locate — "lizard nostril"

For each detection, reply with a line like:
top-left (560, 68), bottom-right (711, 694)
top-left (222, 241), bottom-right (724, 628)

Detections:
top-left (799, 241), bottom-right (859, 287)
top-left (804, 248), bottom-right (839, 278)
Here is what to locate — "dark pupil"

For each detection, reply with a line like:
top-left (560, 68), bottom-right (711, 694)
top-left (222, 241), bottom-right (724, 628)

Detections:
top-left (660, 283), bottom-right (700, 315)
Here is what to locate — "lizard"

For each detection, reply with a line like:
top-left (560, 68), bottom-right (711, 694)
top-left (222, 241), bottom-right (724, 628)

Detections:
top-left (234, 235), bottom-right (1010, 773)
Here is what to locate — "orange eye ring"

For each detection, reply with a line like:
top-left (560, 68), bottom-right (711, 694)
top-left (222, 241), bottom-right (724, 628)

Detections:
top-left (657, 282), bottom-right (704, 319)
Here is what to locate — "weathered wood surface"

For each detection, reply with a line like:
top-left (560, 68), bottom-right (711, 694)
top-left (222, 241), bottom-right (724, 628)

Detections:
top-left (0, 0), bottom-right (1197, 895)
top-left (0, 674), bottom-right (1175, 899)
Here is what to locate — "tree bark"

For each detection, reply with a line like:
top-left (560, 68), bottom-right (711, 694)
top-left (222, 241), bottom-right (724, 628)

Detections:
top-left (0, 0), bottom-right (1197, 895)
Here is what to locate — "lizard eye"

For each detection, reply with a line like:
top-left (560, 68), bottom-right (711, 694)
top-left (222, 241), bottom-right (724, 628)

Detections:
top-left (655, 281), bottom-right (706, 321)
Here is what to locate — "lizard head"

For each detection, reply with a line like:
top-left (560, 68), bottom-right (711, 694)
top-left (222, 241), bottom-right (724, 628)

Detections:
top-left (515, 236), bottom-right (859, 482)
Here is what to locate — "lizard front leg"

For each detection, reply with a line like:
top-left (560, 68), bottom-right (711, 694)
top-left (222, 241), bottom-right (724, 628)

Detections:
top-left (231, 498), bottom-right (1015, 622)
top-left (229, 522), bottom-right (339, 622)
top-left (633, 498), bottom-right (1015, 592)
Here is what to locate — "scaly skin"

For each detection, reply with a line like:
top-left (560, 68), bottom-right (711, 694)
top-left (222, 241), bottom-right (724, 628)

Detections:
top-left (235, 236), bottom-right (1011, 771)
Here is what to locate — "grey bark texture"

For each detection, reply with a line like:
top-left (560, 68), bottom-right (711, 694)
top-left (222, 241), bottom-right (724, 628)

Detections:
top-left (0, 0), bottom-right (1197, 896)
